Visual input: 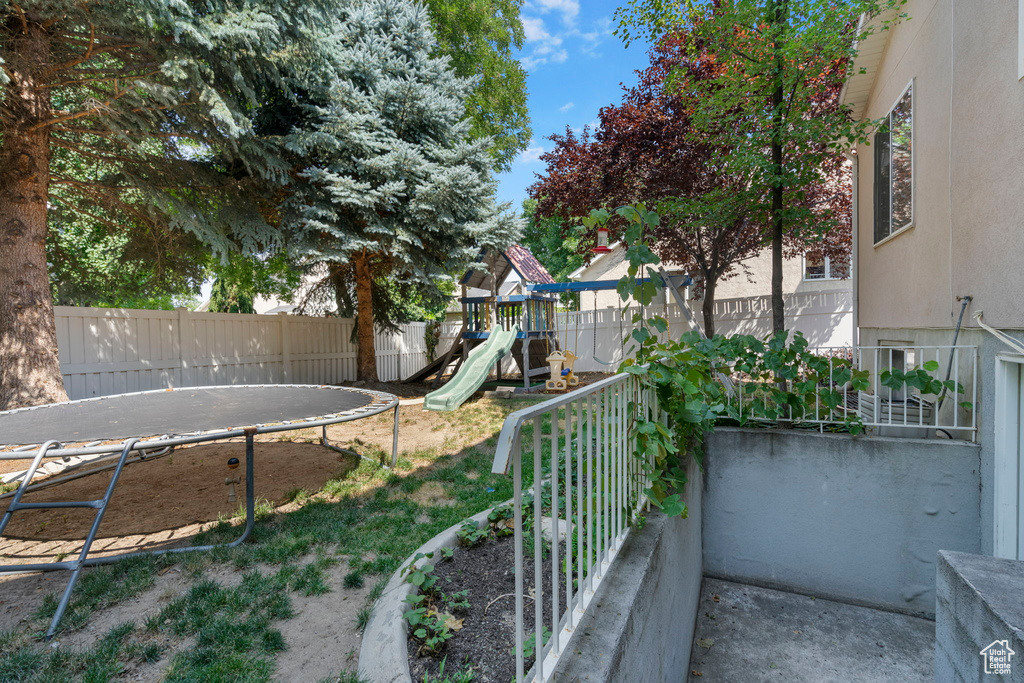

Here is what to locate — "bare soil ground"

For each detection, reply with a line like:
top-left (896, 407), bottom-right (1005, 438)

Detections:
top-left (0, 385), bottom-right (543, 681)
top-left (407, 534), bottom-right (562, 682)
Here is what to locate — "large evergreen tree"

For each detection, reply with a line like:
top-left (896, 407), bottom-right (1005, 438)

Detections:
top-left (281, 0), bottom-right (520, 382)
top-left (0, 0), bottom-right (328, 409)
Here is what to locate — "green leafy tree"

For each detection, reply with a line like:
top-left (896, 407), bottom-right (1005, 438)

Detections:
top-left (424, 0), bottom-right (531, 171)
top-left (207, 278), bottom-right (255, 315)
top-left (206, 252), bottom-right (302, 311)
top-left (616, 0), bottom-right (904, 333)
top-left (520, 199), bottom-right (583, 309)
top-left (281, 0), bottom-right (521, 381)
top-left (48, 214), bottom-right (208, 310)
top-left (0, 0), bottom-right (329, 409)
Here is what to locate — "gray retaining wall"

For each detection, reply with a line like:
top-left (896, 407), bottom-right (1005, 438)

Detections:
top-left (702, 428), bottom-right (982, 618)
top-left (553, 455), bottom-right (703, 682)
top-left (936, 550), bottom-right (1024, 682)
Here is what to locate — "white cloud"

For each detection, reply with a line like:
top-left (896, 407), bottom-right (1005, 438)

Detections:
top-left (525, 0), bottom-right (580, 26)
top-left (522, 16), bottom-right (554, 43)
top-left (559, 102), bottom-right (575, 113)
top-left (520, 16), bottom-right (566, 70)
top-left (519, 13), bottom-right (616, 71)
top-left (516, 140), bottom-right (546, 164)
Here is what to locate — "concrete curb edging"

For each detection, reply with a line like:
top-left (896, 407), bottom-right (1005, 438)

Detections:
top-left (358, 506), bottom-right (497, 683)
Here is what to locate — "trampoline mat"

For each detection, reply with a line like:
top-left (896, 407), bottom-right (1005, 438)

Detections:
top-left (0, 386), bottom-right (381, 445)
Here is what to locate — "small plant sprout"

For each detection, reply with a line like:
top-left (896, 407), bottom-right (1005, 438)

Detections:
top-left (455, 522), bottom-right (487, 548)
top-left (521, 627), bottom-right (552, 660)
top-left (487, 504), bottom-right (515, 537)
top-left (441, 590), bottom-right (470, 612)
top-left (402, 552), bottom-right (438, 594)
top-left (403, 594), bottom-right (458, 655)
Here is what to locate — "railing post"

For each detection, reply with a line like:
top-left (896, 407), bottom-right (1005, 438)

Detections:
top-left (533, 415), bottom-right (544, 682)
top-left (513, 433), bottom-right (525, 682)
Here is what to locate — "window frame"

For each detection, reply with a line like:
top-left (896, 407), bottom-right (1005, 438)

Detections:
top-left (802, 254), bottom-right (845, 281)
top-left (1019, 0), bottom-right (1024, 80)
top-left (873, 79), bottom-right (915, 247)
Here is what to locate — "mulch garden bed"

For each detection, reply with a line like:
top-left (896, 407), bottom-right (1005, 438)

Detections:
top-left (408, 533), bottom-right (566, 682)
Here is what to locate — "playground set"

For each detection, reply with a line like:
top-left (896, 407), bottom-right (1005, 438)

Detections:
top-left (415, 244), bottom-right (696, 411)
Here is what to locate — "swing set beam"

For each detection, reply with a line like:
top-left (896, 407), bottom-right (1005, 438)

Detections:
top-left (526, 279), bottom-right (643, 293)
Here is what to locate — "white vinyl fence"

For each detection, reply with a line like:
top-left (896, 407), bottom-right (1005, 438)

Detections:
top-left (54, 307), bottom-right (442, 400)
top-left (54, 290), bottom-right (851, 400)
top-left (548, 289), bottom-right (853, 374)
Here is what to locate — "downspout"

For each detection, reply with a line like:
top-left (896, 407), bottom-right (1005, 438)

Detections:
top-left (845, 149), bottom-right (860, 347)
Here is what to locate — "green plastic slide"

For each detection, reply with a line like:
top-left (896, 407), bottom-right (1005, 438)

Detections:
top-left (424, 325), bottom-right (520, 411)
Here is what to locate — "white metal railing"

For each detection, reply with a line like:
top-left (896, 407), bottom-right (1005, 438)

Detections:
top-left (490, 372), bottom-right (654, 682)
top-left (724, 344), bottom-right (978, 437)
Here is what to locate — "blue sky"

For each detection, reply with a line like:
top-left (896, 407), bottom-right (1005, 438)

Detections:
top-left (495, 0), bottom-right (652, 210)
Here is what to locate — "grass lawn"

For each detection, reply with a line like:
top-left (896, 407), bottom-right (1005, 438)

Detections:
top-left (0, 395), bottom-right (551, 683)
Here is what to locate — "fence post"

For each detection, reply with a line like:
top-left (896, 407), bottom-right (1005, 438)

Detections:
top-left (279, 312), bottom-right (292, 384)
top-left (176, 307), bottom-right (193, 387)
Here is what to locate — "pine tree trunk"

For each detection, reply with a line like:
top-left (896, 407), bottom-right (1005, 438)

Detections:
top-left (701, 278), bottom-right (717, 338)
top-left (0, 21), bottom-right (68, 410)
top-left (352, 253), bottom-right (378, 382)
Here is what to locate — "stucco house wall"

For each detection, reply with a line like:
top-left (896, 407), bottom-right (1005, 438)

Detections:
top-left (845, 0), bottom-right (1024, 557)
top-left (850, 0), bottom-right (1024, 333)
top-left (570, 244), bottom-right (853, 346)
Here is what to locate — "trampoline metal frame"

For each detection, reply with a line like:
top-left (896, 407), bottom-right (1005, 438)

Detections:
top-left (0, 384), bottom-right (400, 639)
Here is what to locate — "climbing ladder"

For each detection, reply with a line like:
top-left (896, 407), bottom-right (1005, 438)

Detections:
top-left (0, 438), bottom-right (138, 639)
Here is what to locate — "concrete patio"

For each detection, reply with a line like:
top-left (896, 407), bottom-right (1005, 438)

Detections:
top-left (688, 578), bottom-right (935, 682)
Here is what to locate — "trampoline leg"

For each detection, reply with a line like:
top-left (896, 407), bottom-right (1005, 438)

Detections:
top-left (45, 437), bottom-right (138, 640)
top-left (240, 432), bottom-right (255, 543)
top-left (321, 423), bottom-right (396, 469)
top-left (0, 440), bottom-right (61, 538)
top-left (391, 404), bottom-right (400, 468)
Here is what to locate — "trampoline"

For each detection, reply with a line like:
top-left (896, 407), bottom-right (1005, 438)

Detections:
top-left (0, 384), bottom-right (399, 638)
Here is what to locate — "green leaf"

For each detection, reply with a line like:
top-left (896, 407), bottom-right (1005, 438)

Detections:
top-left (923, 360), bottom-right (940, 372)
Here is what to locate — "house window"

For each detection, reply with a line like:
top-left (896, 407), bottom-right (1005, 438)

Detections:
top-left (803, 254), bottom-right (847, 280)
top-left (873, 81), bottom-right (913, 244)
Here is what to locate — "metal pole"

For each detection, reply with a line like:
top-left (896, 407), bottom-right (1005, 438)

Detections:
top-left (391, 404), bottom-right (400, 468)
top-left (242, 430), bottom-right (256, 542)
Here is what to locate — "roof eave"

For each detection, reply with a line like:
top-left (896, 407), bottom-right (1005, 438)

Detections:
top-left (568, 242), bottom-right (623, 280)
top-left (840, 10), bottom-right (898, 123)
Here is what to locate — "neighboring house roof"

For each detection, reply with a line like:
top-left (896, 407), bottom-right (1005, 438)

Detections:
top-left (840, 10), bottom-right (899, 121)
top-left (505, 244), bottom-right (555, 284)
top-left (568, 242), bottom-right (623, 281)
top-left (460, 244), bottom-right (554, 289)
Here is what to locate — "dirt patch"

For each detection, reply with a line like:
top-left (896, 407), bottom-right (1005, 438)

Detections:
top-left (408, 535), bottom-right (562, 682)
top-left (2, 555), bottom-right (371, 682)
top-left (0, 441), bottom-right (358, 565)
top-left (274, 557), bottom-right (371, 682)
top-left (405, 481), bottom-right (456, 508)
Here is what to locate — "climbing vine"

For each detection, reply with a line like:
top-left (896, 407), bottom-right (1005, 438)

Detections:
top-left (588, 204), bottom-right (968, 519)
